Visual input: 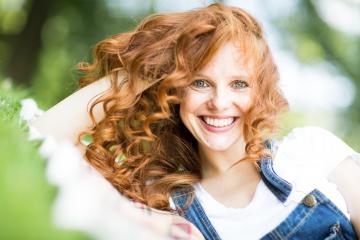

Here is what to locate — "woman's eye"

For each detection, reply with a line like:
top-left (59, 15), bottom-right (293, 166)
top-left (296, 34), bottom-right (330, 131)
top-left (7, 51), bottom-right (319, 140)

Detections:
top-left (232, 80), bottom-right (248, 89)
top-left (191, 79), bottom-right (210, 88)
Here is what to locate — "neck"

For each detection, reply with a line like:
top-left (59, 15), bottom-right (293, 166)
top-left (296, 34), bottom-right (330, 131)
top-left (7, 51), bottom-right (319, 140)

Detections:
top-left (198, 136), bottom-right (254, 179)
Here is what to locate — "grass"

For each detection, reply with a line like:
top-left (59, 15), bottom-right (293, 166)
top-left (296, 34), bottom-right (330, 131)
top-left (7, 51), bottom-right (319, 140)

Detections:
top-left (0, 79), bottom-right (90, 240)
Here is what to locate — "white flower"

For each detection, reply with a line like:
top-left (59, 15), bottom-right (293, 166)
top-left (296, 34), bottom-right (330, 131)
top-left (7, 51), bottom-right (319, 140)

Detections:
top-left (20, 98), bottom-right (44, 122)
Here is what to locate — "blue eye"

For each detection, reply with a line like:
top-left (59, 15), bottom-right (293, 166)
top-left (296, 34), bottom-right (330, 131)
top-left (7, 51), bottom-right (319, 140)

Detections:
top-left (232, 80), bottom-right (249, 89)
top-left (191, 79), bottom-right (210, 88)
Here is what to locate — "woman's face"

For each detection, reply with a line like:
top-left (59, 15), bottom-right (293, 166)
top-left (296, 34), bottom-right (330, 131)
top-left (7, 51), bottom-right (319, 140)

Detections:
top-left (179, 42), bottom-right (253, 151)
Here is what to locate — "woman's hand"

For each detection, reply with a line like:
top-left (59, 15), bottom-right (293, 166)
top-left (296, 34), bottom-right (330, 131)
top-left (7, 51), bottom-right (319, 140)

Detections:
top-left (131, 202), bottom-right (205, 240)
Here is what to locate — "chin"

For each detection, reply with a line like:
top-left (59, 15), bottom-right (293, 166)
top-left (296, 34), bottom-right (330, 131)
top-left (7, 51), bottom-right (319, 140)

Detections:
top-left (203, 141), bottom-right (234, 152)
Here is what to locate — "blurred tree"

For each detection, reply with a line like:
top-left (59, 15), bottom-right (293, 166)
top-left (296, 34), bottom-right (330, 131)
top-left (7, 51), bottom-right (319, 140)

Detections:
top-left (4, 0), bottom-right (57, 86)
top-left (273, 0), bottom-right (360, 148)
top-left (1, 0), bottom-right (148, 107)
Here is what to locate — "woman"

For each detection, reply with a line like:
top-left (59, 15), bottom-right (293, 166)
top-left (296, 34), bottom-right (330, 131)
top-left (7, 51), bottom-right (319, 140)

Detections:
top-left (32, 3), bottom-right (360, 239)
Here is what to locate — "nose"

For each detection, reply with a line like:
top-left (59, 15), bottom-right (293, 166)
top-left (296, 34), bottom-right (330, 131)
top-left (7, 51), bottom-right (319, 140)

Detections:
top-left (207, 87), bottom-right (232, 111)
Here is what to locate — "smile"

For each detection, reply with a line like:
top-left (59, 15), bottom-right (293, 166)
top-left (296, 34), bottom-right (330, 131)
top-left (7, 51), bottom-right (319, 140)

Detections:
top-left (198, 116), bottom-right (238, 133)
top-left (203, 116), bottom-right (235, 127)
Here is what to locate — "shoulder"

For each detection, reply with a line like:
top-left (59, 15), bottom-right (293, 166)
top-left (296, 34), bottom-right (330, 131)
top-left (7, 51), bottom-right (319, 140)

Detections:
top-left (30, 76), bottom-right (111, 144)
top-left (281, 126), bottom-right (355, 154)
top-left (283, 125), bottom-right (337, 142)
top-left (275, 125), bottom-right (357, 177)
top-left (278, 125), bottom-right (353, 153)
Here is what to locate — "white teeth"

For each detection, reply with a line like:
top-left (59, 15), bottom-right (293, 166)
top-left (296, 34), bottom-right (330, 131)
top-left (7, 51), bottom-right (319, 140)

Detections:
top-left (203, 116), bottom-right (234, 127)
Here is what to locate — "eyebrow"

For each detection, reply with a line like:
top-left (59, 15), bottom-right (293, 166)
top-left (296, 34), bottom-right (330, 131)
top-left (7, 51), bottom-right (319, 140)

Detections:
top-left (192, 73), bottom-right (249, 82)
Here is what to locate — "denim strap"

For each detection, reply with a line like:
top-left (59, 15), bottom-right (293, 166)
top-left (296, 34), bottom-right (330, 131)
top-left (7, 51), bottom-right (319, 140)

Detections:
top-left (259, 140), bottom-right (293, 202)
top-left (172, 189), bottom-right (221, 240)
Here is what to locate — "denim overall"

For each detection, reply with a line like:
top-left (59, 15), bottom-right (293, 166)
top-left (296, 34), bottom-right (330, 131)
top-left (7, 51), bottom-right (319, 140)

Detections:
top-left (171, 142), bottom-right (358, 240)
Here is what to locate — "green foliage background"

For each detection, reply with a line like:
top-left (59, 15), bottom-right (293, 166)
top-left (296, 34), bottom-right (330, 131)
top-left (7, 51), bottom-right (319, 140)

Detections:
top-left (0, 81), bottom-right (90, 239)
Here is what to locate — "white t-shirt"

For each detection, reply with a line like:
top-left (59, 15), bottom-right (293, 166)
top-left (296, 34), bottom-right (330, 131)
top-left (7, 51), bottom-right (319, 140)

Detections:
top-left (170, 126), bottom-right (360, 240)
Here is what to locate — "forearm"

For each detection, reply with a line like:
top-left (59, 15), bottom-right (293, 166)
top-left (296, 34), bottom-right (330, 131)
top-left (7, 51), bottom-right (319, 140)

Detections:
top-left (329, 155), bottom-right (360, 237)
top-left (351, 216), bottom-right (360, 238)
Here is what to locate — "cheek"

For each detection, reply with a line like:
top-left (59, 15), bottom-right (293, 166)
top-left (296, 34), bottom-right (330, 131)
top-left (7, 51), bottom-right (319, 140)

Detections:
top-left (180, 90), bottom-right (207, 115)
top-left (179, 92), bottom-right (195, 124)
top-left (236, 92), bottom-right (252, 113)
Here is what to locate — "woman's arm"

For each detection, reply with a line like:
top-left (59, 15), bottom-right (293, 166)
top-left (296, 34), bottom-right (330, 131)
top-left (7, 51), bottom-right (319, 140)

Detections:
top-left (29, 77), bottom-right (206, 239)
top-left (30, 71), bottom-right (153, 146)
top-left (328, 155), bottom-right (360, 236)
top-left (30, 76), bottom-right (111, 146)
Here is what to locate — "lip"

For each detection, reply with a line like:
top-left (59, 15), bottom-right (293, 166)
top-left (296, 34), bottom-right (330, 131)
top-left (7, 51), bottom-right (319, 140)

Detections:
top-left (198, 116), bottom-right (239, 133)
top-left (200, 115), bottom-right (236, 119)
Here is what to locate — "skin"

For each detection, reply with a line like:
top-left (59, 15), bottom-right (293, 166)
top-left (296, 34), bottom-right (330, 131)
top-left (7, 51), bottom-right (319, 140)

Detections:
top-left (31, 43), bottom-right (360, 237)
top-left (329, 157), bottom-right (360, 236)
top-left (179, 42), bottom-right (262, 208)
top-left (179, 42), bottom-right (252, 158)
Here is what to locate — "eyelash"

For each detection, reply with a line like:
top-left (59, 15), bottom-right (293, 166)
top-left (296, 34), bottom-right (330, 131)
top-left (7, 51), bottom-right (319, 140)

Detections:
top-left (191, 79), bottom-right (210, 88)
top-left (191, 79), bottom-right (249, 89)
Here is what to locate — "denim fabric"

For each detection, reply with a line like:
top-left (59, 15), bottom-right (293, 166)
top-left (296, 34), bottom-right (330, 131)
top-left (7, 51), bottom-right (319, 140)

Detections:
top-left (261, 189), bottom-right (357, 240)
top-left (173, 189), bottom-right (222, 240)
top-left (171, 141), bottom-right (358, 240)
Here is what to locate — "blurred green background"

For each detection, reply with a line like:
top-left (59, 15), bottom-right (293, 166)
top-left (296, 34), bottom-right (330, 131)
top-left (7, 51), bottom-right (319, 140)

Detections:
top-left (0, 0), bottom-right (359, 239)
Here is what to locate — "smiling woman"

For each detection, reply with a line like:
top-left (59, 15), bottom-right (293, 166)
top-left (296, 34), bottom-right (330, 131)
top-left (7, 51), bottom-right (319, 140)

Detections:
top-left (179, 42), bottom-right (254, 155)
top-left (31, 3), bottom-right (360, 240)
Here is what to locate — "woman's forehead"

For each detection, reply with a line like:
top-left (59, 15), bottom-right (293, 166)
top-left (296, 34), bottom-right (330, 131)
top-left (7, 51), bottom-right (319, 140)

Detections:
top-left (195, 42), bottom-right (252, 78)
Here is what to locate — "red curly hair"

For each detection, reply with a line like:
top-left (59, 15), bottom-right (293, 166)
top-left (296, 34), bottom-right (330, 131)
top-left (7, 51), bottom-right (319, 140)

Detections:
top-left (77, 3), bottom-right (288, 212)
